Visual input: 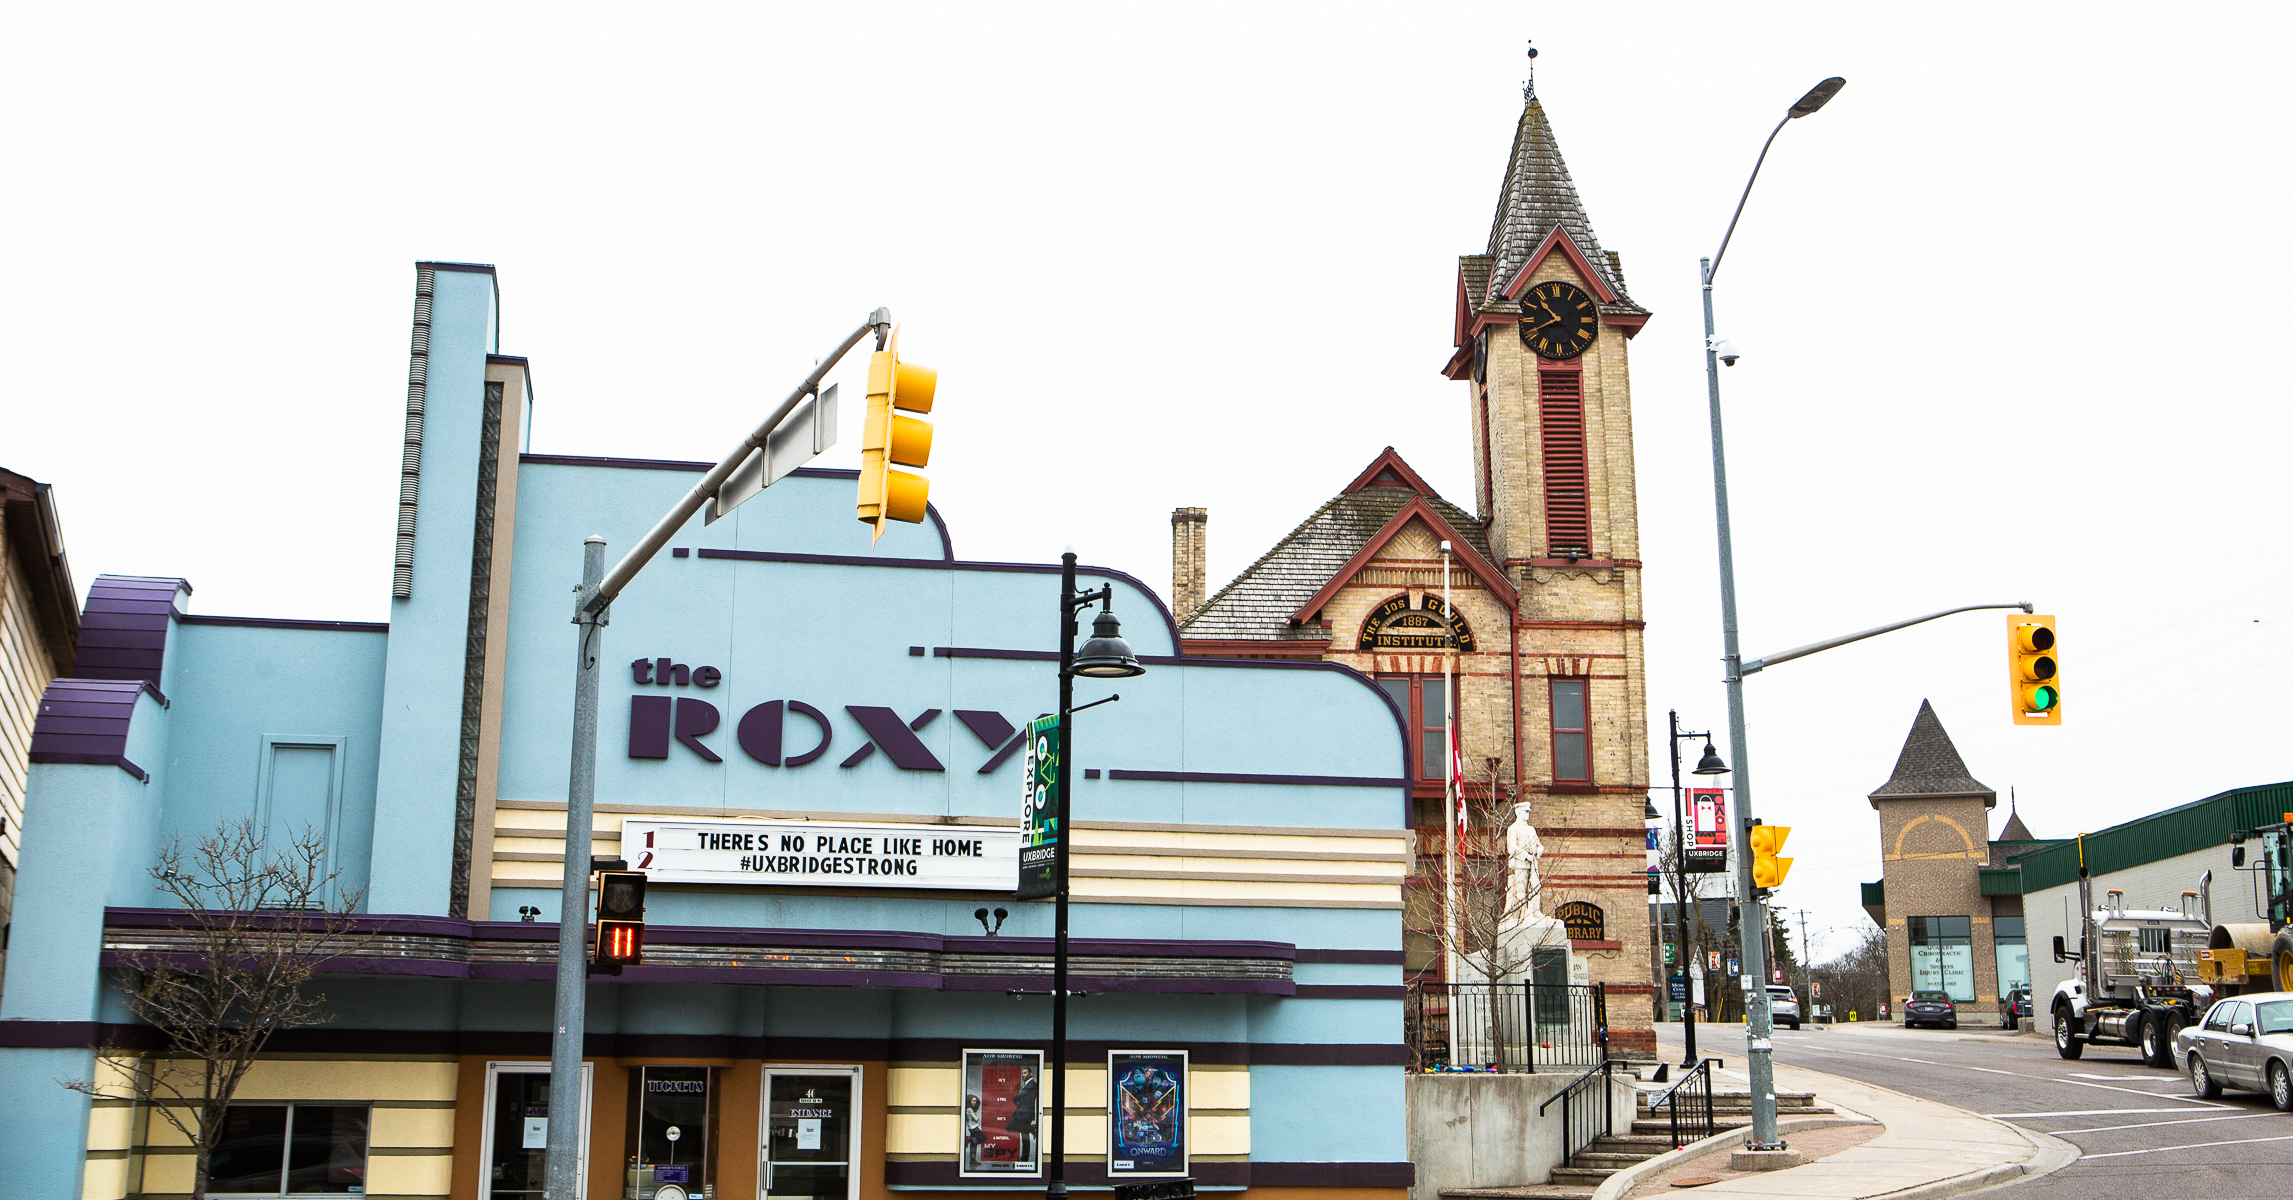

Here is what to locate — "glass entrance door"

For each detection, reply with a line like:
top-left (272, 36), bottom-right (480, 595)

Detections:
top-left (482, 1063), bottom-right (591, 1199)
top-left (761, 1069), bottom-right (857, 1200)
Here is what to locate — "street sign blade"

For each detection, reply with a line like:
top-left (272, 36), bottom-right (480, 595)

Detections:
top-left (707, 384), bottom-right (839, 525)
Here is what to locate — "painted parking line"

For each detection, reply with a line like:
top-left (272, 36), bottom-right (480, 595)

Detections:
top-left (2054, 1112), bottom-right (2289, 1135)
top-left (2080, 1133), bottom-right (2293, 1159)
top-left (1988, 1108), bottom-right (2225, 1118)
top-left (2068, 1073), bottom-right (2181, 1082)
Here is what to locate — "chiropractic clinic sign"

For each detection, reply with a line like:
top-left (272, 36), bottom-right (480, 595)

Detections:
top-left (620, 817), bottom-right (1019, 890)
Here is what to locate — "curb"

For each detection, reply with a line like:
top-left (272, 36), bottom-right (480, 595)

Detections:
top-left (1585, 1116), bottom-right (1876, 1200)
top-left (1861, 1118), bottom-right (2077, 1200)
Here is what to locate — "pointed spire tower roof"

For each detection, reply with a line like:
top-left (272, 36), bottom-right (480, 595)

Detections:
top-left (1868, 699), bottom-right (1996, 807)
top-left (1484, 95), bottom-right (1634, 307)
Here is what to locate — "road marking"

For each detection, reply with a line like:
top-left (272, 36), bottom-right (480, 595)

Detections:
top-left (2068, 1073), bottom-right (2181, 1082)
top-left (1981, 1115), bottom-right (2228, 1124)
top-left (2080, 1133), bottom-right (2293, 1159)
top-left (1803, 1047), bottom-right (2231, 1108)
top-left (2054, 1112), bottom-right (2288, 1135)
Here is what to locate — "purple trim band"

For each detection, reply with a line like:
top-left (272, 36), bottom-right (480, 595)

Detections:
top-left (416, 260), bottom-right (496, 274)
top-left (177, 614), bottom-right (389, 632)
top-left (1293, 949), bottom-right (1407, 965)
top-left (100, 908), bottom-right (1297, 958)
top-left (0, 1024), bottom-right (1404, 1074)
top-left (888, 1162), bottom-right (1251, 1189)
top-left (1108, 769), bottom-right (1406, 790)
top-left (486, 353), bottom-right (529, 365)
top-left (1255, 1163), bottom-right (1416, 1188)
top-left (1291, 985), bottom-right (1407, 999)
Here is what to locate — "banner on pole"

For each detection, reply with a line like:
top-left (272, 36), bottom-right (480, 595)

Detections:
top-left (1686, 788), bottom-right (1730, 873)
top-left (1017, 715), bottom-right (1061, 900)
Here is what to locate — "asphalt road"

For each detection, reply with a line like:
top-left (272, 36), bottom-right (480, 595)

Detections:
top-left (1653, 1019), bottom-right (2293, 1197)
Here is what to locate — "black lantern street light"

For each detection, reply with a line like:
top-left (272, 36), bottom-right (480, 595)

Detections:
top-left (1664, 710), bottom-right (1730, 1068)
top-left (1045, 550), bottom-right (1144, 1200)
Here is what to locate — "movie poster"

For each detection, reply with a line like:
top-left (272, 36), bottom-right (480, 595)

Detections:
top-left (1106, 1051), bottom-right (1187, 1177)
top-left (961, 1050), bottom-right (1043, 1178)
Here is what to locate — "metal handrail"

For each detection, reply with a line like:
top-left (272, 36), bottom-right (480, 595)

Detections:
top-left (1646, 1056), bottom-right (1719, 1108)
top-left (1537, 1059), bottom-right (1615, 1167)
top-left (1645, 1057), bottom-right (1721, 1148)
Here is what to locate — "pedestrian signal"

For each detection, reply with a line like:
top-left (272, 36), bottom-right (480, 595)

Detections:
top-left (2009, 614), bottom-right (2059, 725)
top-left (591, 869), bottom-right (648, 975)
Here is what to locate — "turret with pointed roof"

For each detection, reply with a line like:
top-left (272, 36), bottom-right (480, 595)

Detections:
top-left (1484, 96), bottom-right (1632, 307)
top-left (1869, 699), bottom-right (1996, 808)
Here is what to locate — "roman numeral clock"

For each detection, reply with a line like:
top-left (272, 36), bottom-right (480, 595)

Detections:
top-left (1519, 280), bottom-right (1598, 359)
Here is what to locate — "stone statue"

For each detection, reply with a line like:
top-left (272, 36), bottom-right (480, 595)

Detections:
top-left (1505, 802), bottom-right (1544, 913)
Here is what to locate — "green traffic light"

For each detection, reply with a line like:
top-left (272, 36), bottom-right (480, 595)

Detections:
top-left (2031, 685), bottom-right (2057, 711)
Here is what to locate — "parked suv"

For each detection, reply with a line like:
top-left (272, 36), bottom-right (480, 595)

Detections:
top-left (1905, 990), bottom-right (1958, 1030)
top-left (1767, 984), bottom-right (1803, 1030)
top-left (2002, 988), bottom-right (2031, 1030)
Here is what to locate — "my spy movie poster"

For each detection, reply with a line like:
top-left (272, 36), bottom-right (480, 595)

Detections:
top-left (960, 1049), bottom-right (1043, 1178)
top-left (1017, 714), bottom-right (1060, 900)
top-left (1107, 1051), bottom-right (1187, 1176)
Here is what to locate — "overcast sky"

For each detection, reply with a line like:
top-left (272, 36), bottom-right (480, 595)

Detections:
top-left (8, 5), bottom-right (2290, 964)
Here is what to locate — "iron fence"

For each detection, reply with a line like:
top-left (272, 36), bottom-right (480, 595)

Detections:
top-left (1405, 981), bottom-right (1605, 1073)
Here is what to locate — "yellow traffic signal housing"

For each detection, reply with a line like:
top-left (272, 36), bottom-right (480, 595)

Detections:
top-left (2009, 614), bottom-right (2060, 725)
top-left (1749, 823), bottom-right (1793, 891)
top-left (856, 327), bottom-right (938, 542)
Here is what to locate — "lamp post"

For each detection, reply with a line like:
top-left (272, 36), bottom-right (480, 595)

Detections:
top-left (1665, 710), bottom-right (1728, 1068)
top-left (1698, 75), bottom-right (1844, 1153)
top-left (1045, 550), bottom-right (1145, 1200)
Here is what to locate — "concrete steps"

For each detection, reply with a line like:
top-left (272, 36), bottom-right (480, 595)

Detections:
top-left (1445, 1089), bottom-right (1840, 1199)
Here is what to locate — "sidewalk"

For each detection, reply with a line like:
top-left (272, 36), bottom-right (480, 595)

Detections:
top-left (1594, 1055), bottom-right (2076, 1200)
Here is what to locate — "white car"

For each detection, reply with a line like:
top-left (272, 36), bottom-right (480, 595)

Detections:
top-left (1767, 984), bottom-right (1803, 1030)
top-left (2176, 992), bottom-right (2293, 1111)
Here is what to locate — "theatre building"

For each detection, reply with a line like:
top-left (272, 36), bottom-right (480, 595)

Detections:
top-left (0, 264), bottom-right (1413, 1199)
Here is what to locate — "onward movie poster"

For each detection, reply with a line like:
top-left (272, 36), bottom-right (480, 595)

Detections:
top-left (961, 1050), bottom-right (1043, 1177)
top-left (1106, 1051), bottom-right (1187, 1176)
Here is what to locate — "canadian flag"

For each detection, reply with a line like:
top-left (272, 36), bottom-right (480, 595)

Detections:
top-left (1449, 723), bottom-right (1466, 845)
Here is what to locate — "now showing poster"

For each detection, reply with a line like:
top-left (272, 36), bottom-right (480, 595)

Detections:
top-left (961, 1050), bottom-right (1042, 1178)
top-left (1107, 1051), bottom-right (1187, 1177)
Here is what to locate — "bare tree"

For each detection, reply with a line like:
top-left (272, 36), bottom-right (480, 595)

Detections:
top-left (1811, 921), bottom-right (1889, 1023)
top-left (1404, 757), bottom-right (1555, 1069)
top-left (61, 818), bottom-right (369, 1200)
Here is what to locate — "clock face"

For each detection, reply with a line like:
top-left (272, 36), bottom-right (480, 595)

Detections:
top-left (1517, 280), bottom-right (1599, 359)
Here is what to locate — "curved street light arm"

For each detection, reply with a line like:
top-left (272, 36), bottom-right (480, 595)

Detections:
top-left (1740, 601), bottom-right (2035, 677)
top-left (1705, 116), bottom-right (1791, 287)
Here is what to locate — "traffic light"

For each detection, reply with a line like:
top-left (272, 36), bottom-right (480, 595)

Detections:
top-left (1749, 822), bottom-right (1793, 891)
top-left (2009, 614), bottom-right (2060, 725)
top-left (856, 328), bottom-right (938, 542)
top-left (591, 869), bottom-right (647, 975)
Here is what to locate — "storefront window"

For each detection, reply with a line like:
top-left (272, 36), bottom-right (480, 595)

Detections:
top-left (485, 1064), bottom-right (589, 1199)
top-left (207, 1103), bottom-right (370, 1195)
top-left (1908, 916), bottom-right (1975, 1003)
top-left (1993, 916), bottom-right (2028, 995)
top-left (625, 1066), bottom-right (720, 1198)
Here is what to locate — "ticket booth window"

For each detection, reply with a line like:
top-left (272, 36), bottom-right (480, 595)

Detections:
top-left (625, 1066), bottom-right (721, 1199)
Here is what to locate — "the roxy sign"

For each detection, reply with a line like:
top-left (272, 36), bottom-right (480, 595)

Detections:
top-left (619, 817), bottom-right (1019, 890)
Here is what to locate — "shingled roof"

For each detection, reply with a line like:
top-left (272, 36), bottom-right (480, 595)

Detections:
top-left (1179, 451), bottom-right (1492, 644)
top-left (1484, 97), bottom-right (1637, 309)
top-left (1869, 699), bottom-right (1995, 804)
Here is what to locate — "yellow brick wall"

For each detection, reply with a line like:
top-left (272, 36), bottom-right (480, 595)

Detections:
top-left (883, 1061), bottom-right (1249, 1163)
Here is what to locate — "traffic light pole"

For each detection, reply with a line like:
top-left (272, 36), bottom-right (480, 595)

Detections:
top-left (539, 310), bottom-right (892, 1200)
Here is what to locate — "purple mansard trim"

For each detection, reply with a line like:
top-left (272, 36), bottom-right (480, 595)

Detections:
top-left (72, 574), bottom-right (187, 689)
top-left (29, 678), bottom-right (157, 780)
top-left (1108, 769), bottom-right (1407, 790)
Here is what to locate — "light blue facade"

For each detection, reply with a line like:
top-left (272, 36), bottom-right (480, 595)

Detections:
top-left (0, 265), bottom-right (1413, 1200)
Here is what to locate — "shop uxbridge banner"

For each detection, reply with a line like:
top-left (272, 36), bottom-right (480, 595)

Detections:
top-left (1018, 714), bottom-right (1060, 900)
top-left (1107, 1051), bottom-right (1187, 1176)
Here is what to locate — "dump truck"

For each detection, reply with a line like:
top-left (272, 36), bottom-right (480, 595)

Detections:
top-left (2049, 859), bottom-right (2213, 1066)
top-left (2208, 816), bottom-right (2293, 994)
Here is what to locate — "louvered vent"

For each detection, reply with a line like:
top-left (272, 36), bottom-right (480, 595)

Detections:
top-left (392, 267), bottom-right (435, 598)
top-left (1538, 371), bottom-right (1590, 555)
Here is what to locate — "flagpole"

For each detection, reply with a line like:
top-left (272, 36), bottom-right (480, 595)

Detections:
top-left (1440, 541), bottom-right (1459, 1067)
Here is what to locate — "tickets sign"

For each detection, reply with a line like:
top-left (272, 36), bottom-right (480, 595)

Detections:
top-left (620, 817), bottom-right (1018, 890)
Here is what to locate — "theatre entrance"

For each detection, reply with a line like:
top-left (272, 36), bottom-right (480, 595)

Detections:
top-left (761, 1067), bottom-right (859, 1200)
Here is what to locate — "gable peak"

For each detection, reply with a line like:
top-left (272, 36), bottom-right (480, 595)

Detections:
top-left (1341, 447), bottom-right (1439, 497)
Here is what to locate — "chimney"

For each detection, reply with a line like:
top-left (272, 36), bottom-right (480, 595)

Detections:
top-left (1171, 507), bottom-right (1208, 622)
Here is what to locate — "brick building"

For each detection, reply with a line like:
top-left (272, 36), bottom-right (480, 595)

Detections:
top-left (1170, 88), bottom-right (1656, 1058)
top-left (1860, 700), bottom-right (2042, 1023)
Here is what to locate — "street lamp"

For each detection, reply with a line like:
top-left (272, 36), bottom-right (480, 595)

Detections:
top-left (1664, 711), bottom-right (1729, 1069)
top-left (1697, 75), bottom-right (1844, 1155)
top-left (1046, 550), bottom-right (1143, 1200)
